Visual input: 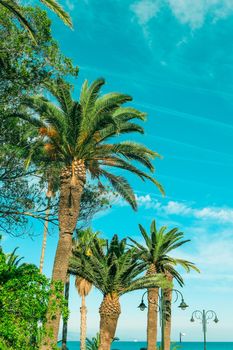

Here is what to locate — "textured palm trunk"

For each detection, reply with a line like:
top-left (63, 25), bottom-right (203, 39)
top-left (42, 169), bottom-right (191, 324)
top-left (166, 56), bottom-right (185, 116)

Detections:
top-left (98, 294), bottom-right (121, 350)
top-left (41, 160), bottom-right (86, 350)
top-left (39, 198), bottom-right (51, 273)
top-left (163, 275), bottom-right (173, 350)
top-left (147, 288), bottom-right (159, 350)
top-left (147, 264), bottom-right (158, 350)
top-left (80, 295), bottom-right (87, 350)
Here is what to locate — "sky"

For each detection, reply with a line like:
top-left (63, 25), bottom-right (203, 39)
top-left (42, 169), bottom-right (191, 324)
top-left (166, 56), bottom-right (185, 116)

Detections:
top-left (3, 0), bottom-right (233, 343)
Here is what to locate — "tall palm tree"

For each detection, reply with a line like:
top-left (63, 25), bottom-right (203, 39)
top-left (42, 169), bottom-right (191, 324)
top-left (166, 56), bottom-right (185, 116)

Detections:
top-left (69, 235), bottom-right (169, 350)
top-left (39, 167), bottom-right (59, 273)
top-left (73, 229), bottom-right (105, 350)
top-left (162, 272), bottom-right (173, 350)
top-left (75, 277), bottom-right (92, 350)
top-left (0, 0), bottom-right (72, 41)
top-left (16, 77), bottom-right (164, 347)
top-left (129, 220), bottom-right (199, 350)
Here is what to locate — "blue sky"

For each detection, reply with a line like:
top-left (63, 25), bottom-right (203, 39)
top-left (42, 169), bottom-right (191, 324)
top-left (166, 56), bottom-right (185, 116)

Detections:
top-left (3, 0), bottom-right (233, 342)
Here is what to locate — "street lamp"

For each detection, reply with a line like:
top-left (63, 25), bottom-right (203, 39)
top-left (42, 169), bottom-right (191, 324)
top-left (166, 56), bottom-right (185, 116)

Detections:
top-left (138, 289), bottom-right (188, 350)
top-left (179, 332), bottom-right (185, 343)
top-left (190, 310), bottom-right (219, 350)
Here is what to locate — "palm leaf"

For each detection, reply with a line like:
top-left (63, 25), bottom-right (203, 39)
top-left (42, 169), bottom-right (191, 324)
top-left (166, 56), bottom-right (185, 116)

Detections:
top-left (100, 170), bottom-right (137, 210)
top-left (40, 0), bottom-right (72, 27)
top-left (0, 0), bottom-right (36, 41)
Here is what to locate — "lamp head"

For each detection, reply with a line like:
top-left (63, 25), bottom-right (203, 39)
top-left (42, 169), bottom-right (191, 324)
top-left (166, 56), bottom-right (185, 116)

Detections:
top-left (214, 316), bottom-right (219, 323)
top-left (138, 300), bottom-right (147, 311)
top-left (190, 316), bottom-right (195, 322)
top-left (178, 299), bottom-right (189, 310)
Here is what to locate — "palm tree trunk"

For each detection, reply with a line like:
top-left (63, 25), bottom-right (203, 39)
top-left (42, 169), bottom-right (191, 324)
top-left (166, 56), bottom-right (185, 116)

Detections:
top-left (80, 295), bottom-right (87, 350)
top-left (41, 160), bottom-right (86, 350)
top-left (62, 274), bottom-right (70, 350)
top-left (163, 276), bottom-right (173, 350)
top-left (98, 294), bottom-right (121, 350)
top-left (146, 264), bottom-right (158, 350)
top-left (39, 198), bottom-right (51, 273)
top-left (147, 288), bottom-right (159, 350)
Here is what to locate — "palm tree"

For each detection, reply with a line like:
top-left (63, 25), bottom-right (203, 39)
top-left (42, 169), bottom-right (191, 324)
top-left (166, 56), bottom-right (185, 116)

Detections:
top-left (16, 77), bottom-right (164, 347)
top-left (1, 247), bottom-right (24, 277)
top-left (129, 220), bottom-right (199, 350)
top-left (75, 277), bottom-right (92, 350)
top-left (0, 0), bottom-right (72, 41)
top-left (69, 235), bottom-right (169, 350)
top-left (73, 229), bottom-right (105, 350)
top-left (39, 167), bottom-right (59, 273)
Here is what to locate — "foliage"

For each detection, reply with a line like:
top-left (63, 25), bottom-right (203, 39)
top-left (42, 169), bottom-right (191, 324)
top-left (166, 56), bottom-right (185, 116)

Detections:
top-left (86, 333), bottom-right (119, 350)
top-left (0, 0), bottom-right (72, 41)
top-left (15, 77), bottom-right (163, 209)
top-left (0, 5), bottom-right (78, 110)
top-left (0, 154), bottom-right (44, 235)
top-left (0, 111), bottom-right (110, 234)
top-left (0, 169), bottom-right (110, 235)
top-left (129, 219), bottom-right (200, 286)
top-left (72, 228), bottom-right (106, 298)
top-left (74, 186), bottom-right (111, 229)
top-left (73, 227), bottom-right (106, 253)
top-left (0, 246), bottom-right (67, 349)
top-left (69, 235), bottom-right (169, 296)
top-left (86, 333), bottom-right (101, 350)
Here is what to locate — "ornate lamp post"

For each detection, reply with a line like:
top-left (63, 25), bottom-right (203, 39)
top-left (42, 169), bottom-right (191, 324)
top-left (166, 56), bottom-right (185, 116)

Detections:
top-left (190, 310), bottom-right (219, 350)
top-left (138, 289), bottom-right (188, 350)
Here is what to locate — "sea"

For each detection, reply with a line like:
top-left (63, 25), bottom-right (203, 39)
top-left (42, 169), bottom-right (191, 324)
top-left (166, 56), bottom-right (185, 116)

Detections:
top-left (62, 342), bottom-right (233, 349)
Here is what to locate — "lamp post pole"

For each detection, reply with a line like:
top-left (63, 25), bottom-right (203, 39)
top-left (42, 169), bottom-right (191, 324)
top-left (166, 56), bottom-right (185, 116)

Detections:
top-left (179, 332), bottom-right (185, 343)
top-left (190, 310), bottom-right (219, 350)
top-left (138, 289), bottom-right (188, 350)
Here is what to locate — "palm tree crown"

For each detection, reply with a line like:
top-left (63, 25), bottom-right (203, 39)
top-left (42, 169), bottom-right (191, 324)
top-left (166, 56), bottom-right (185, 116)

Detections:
top-left (130, 220), bottom-right (199, 286)
top-left (20, 78), bottom-right (164, 209)
top-left (69, 234), bottom-right (168, 296)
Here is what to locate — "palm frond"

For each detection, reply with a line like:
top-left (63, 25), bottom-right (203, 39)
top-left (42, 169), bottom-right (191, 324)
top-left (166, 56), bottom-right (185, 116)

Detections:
top-left (20, 77), bottom-right (163, 206)
top-left (100, 170), bottom-right (137, 210)
top-left (130, 220), bottom-right (199, 284)
top-left (121, 274), bottom-right (170, 295)
top-left (0, 0), bottom-right (36, 41)
top-left (40, 0), bottom-right (72, 27)
top-left (44, 79), bottom-right (74, 116)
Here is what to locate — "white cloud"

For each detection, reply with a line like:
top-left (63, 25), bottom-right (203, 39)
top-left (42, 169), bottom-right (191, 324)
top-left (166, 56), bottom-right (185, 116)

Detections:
top-left (168, 0), bottom-right (233, 28)
top-left (131, 0), bottom-right (233, 29)
top-left (134, 195), bottom-right (233, 224)
top-left (165, 201), bottom-right (192, 215)
top-left (135, 194), bottom-right (161, 209)
top-left (168, 0), bottom-right (206, 28)
top-left (179, 232), bottom-right (233, 288)
top-left (130, 0), bottom-right (161, 25)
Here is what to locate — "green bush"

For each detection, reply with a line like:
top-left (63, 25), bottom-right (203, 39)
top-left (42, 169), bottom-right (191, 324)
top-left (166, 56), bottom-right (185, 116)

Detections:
top-left (0, 247), bottom-right (67, 349)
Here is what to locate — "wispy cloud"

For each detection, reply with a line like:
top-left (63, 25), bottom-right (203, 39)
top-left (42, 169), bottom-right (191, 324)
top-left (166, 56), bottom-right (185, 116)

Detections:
top-left (130, 0), bottom-right (233, 29)
top-left (130, 0), bottom-right (161, 25)
top-left (168, 0), bottom-right (233, 29)
top-left (135, 194), bottom-right (233, 224)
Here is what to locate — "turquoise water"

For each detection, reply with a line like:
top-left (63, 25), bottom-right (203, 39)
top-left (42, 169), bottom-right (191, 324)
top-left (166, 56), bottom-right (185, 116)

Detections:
top-left (63, 342), bottom-right (233, 349)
